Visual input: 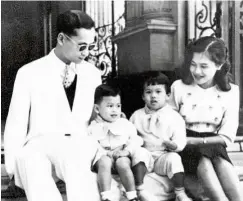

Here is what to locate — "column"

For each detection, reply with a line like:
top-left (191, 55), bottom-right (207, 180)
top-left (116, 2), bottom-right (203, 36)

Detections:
top-left (113, 1), bottom-right (186, 75)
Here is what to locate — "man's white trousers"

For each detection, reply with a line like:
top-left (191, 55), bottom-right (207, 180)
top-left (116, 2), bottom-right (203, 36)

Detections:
top-left (15, 135), bottom-right (100, 201)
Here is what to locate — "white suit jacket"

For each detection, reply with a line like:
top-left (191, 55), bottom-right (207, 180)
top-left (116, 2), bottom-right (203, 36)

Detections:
top-left (4, 49), bottom-right (102, 177)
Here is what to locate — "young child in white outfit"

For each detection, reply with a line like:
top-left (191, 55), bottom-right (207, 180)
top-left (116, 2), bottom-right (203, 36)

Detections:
top-left (89, 84), bottom-right (156, 201)
top-left (130, 72), bottom-right (192, 201)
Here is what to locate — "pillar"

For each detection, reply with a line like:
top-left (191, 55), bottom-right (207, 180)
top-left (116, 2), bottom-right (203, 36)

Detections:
top-left (113, 1), bottom-right (186, 75)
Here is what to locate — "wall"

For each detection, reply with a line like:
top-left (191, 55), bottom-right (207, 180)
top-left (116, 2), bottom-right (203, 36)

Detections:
top-left (1, 1), bottom-right (85, 120)
top-left (1, 1), bottom-right (44, 120)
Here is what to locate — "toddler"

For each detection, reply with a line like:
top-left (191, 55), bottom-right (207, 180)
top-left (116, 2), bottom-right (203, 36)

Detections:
top-left (130, 72), bottom-right (192, 201)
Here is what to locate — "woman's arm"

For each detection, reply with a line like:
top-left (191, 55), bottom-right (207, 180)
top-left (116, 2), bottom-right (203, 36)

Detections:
top-left (217, 85), bottom-right (240, 147)
top-left (168, 80), bottom-right (182, 111)
top-left (187, 136), bottom-right (226, 147)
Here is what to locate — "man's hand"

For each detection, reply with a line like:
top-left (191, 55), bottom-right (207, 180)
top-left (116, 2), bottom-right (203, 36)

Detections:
top-left (112, 150), bottom-right (130, 160)
top-left (162, 140), bottom-right (177, 151)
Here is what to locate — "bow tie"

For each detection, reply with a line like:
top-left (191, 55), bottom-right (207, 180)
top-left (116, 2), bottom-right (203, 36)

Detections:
top-left (141, 106), bottom-right (165, 137)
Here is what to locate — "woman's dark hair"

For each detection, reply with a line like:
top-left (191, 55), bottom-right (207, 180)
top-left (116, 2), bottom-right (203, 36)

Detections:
top-left (143, 71), bottom-right (170, 94)
top-left (181, 36), bottom-right (231, 91)
top-left (57, 10), bottom-right (95, 36)
top-left (94, 84), bottom-right (121, 104)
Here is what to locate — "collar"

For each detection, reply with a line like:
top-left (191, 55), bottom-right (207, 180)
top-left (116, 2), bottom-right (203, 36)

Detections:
top-left (93, 115), bottom-right (124, 136)
top-left (48, 49), bottom-right (77, 76)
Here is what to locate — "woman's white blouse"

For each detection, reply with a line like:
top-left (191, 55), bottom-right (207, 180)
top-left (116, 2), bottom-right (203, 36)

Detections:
top-left (169, 80), bottom-right (239, 146)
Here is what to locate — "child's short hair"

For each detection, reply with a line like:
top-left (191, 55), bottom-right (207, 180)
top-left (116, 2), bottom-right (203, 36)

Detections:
top-left (94, 84), bottom-right (121, 104)
top-left (143, 71), bottom-right (170, 94)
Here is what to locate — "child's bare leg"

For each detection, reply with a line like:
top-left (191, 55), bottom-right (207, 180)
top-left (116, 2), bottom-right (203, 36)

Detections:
top-left (197, 157), bottom-right (228, 201)
top-left (212, 157), bottom-right (243, 201)
top-left (96, 155), bottom-right (113, 200)
top-left (116, 157), bottom-right (137, 200)
top-left (132, 162), bottom-right (158, 201)
top-left (132, 162), bottom-right (147, 186)
top-left (116, 157), bottom-right (135, 191)
top-left (171, 172), bottom-right (185, 188)
top-left (171, 172), bottom-right (192, 201)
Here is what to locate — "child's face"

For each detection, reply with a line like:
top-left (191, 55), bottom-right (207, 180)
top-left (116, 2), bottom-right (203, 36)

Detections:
top-left (142, 84), bottom-right (168, 111)
top-left (95, 95), bottom-right (121, 122)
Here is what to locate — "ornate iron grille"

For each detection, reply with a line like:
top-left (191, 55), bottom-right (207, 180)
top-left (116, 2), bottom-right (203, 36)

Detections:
top-left (195, 1), bottom-right (222, 38)
top-left (86, 11), bottom-right (125, 82)
top-left (187, 0), bottom-right (222, 43)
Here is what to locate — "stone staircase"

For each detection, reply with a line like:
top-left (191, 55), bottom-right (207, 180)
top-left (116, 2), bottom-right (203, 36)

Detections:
top-left (1, 120), bottom-right (243, 201)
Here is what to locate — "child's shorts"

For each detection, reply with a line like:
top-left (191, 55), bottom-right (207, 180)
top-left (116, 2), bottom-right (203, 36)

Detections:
top-left (92, 146), bottom-right (154, 172)
top-left (153, 152), bottom-right (184, 179)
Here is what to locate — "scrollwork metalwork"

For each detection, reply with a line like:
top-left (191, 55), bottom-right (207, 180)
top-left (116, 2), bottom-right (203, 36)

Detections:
top-left (86, 13), bottom-right (125, 82)
top-left (195, 1), bottom-right (222, 38)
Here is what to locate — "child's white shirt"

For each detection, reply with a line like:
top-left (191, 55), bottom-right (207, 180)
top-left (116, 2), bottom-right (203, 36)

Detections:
top-left (88, 117), bottom-right (143, 154)
top-left (130, 104), bottom-right (187, 157)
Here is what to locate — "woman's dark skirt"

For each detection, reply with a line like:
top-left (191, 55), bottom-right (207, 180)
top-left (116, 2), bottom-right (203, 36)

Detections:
top-left (180, 129), bottom-right (232, 174)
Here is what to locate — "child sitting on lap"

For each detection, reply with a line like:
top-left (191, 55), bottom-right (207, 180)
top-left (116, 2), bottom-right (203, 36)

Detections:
top-left (89, 84), bottom-right (156, 201)
top-left (130, 72), bottom-right (192, 201)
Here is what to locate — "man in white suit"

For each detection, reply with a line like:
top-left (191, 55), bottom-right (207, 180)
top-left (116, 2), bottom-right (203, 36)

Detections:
top-left (4, 10), bottom-right (102, 201)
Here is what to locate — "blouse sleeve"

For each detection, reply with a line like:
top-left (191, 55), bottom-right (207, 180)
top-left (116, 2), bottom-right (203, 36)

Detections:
top-left (170, 114), bottom-right (187, 152)
top-left (218, 84), bottom-right (239, 146)
top-left (169, 80), bottom-right (182, 111)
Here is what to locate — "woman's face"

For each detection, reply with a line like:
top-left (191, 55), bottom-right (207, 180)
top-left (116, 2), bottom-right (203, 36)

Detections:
top-left (190, 52), bottom-right (221, 89)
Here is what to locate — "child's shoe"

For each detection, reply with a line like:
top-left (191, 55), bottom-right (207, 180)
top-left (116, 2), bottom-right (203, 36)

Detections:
top-left (175, 192), bottom-right (192, 201)
top-left (137, 189), bottom-right (158, 201)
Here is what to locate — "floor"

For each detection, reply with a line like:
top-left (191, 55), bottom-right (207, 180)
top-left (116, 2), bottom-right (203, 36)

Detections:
top-left (1, 120), bottom-right (243, 201)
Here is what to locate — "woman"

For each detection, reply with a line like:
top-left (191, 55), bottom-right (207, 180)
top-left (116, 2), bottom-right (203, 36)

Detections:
top-left (169, 36), bottom-right (242, 201)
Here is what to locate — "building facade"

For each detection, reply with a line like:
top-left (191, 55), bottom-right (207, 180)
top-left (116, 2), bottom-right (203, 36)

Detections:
top-left (1, 0), bottom-right (242, 134)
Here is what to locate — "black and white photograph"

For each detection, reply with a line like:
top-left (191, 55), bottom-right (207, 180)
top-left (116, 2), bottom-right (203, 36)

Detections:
top-left (1, 1), bottom-right (243, 201)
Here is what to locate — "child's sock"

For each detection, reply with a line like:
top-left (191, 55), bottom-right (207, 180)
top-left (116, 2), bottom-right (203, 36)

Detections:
top-left (175, 187), bottom-right (185, 195)
top-left (126, 190), bottom-right (137, 201)
top-left (174, 187), bottom-right (192, 201)
top-left (136, 184), bottom-right (158, 201)
top-left (100, 190), bottom-right (112, 201)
